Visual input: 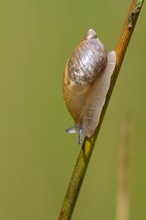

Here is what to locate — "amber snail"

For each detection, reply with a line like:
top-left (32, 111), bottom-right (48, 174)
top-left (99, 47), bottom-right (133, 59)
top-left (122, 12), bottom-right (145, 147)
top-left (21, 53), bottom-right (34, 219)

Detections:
top-left (63, 28), bottom-right (116, 144)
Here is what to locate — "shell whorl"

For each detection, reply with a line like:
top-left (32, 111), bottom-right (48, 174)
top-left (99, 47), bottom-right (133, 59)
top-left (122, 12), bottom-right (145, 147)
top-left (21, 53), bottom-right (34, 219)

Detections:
top-left (67, 29), bottom-right (107, 85)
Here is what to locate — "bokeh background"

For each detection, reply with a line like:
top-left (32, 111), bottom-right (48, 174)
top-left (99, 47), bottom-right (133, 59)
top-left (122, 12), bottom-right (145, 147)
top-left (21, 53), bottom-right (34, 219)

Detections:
top-left (0, 0), bottom-right (146, 219)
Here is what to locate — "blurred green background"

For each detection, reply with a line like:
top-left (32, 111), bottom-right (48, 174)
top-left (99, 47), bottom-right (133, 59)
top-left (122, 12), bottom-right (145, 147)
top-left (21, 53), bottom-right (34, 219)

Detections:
top-left (0, 0), bottom-right (146, 219)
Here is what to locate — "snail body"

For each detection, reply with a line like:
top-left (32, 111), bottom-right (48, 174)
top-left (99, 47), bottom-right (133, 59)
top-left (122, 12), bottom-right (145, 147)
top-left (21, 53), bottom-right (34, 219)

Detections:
top-left (63, 29), bottom-right (116, 144)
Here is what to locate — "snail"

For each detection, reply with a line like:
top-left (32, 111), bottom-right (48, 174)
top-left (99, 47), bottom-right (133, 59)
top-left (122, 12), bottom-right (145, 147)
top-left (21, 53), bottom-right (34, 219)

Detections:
top-left (63, 28), bottom-right (116, 144)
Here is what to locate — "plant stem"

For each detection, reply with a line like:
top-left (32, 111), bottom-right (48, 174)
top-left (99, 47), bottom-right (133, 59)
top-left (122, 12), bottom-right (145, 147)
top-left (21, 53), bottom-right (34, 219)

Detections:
top-left (58, 1), bottom-right (144, 219)
top-left (116, 117), bottom-right (131, 220)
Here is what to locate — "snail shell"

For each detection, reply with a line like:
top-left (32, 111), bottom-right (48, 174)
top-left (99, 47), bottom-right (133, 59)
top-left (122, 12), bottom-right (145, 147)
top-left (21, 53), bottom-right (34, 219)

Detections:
top-left (63, 29), bottom-right (116, 144)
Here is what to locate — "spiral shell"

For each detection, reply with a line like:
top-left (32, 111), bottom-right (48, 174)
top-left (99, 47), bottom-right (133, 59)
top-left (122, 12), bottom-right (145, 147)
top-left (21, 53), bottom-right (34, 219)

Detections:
top-left (63, 28), bottom-right (116, 144)
top-left (67, 29), bottom-right (107, 85)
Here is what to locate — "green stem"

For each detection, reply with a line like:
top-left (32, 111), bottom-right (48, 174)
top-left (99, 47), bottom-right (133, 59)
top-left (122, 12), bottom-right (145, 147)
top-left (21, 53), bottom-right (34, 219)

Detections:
top-left (58, 0), bottom-right (144, 219)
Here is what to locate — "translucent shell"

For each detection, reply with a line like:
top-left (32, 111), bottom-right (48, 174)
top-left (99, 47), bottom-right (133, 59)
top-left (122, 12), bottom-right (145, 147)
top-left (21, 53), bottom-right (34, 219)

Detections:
top-left (67, 29), bottom-right (107, 85)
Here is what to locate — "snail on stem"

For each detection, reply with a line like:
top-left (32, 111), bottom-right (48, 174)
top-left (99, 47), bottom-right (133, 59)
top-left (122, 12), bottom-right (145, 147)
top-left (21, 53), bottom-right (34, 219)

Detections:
top-left (63, 29), bottom-right (116, 144)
